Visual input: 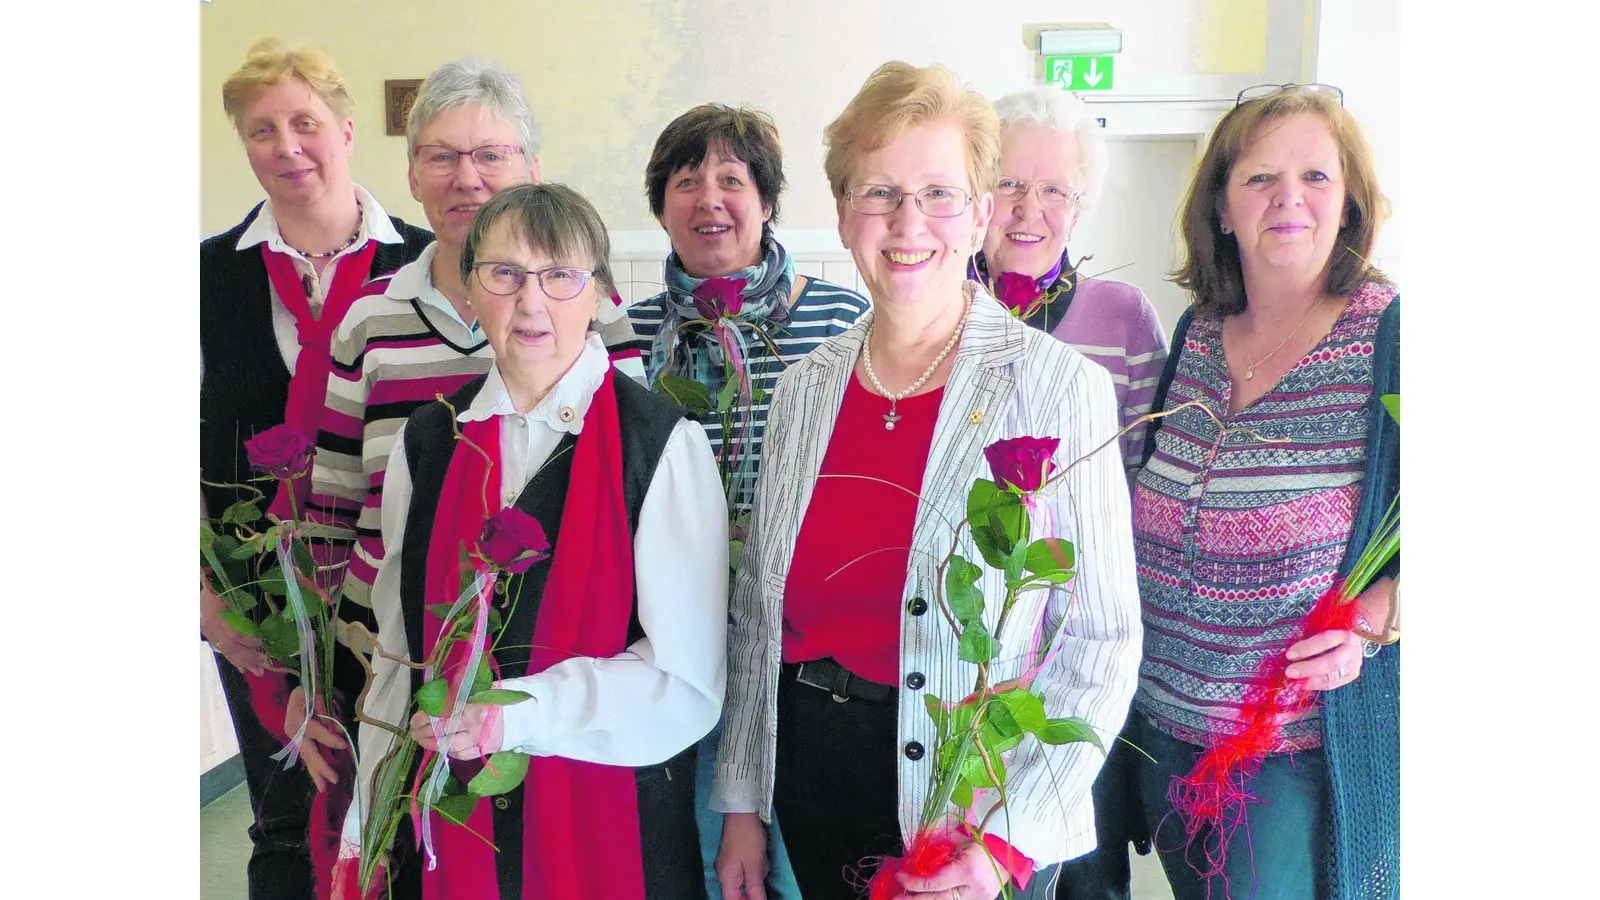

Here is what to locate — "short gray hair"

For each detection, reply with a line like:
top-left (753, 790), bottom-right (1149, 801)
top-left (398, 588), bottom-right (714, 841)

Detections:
top-left (992, 88), bottom-right (1108, 219)
top-left (461, 183), bottom-right (617, 301)
top-left (406, 58), bottom-right (542, 164)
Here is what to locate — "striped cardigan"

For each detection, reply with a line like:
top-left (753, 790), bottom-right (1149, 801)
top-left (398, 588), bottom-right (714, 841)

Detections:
top-left (711, 283), bottom-right (1143, 868)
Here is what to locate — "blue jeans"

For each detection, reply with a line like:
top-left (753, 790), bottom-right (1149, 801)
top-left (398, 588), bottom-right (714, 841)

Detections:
top-left (1131, 716), bottom-right (1328, 900)
top-left (697, 719), bottom-right (803, 900)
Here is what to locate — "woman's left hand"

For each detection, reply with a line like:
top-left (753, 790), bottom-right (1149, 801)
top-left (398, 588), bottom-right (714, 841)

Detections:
top-left (410, 704), bottom-right (503, 760)
top-left (893, 840), bottom-right (1007, 900)
top-left (1283, 627), bottom-right (1363, 691)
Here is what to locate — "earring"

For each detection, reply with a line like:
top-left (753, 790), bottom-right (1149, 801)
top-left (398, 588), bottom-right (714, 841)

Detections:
top-left (1220, 224), bottom-right (1232, 234)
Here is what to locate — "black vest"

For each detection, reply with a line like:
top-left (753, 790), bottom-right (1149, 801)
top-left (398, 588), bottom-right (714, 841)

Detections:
top-left (387, 372), bottom-right (702, 900)
top-left (198, 202), bottom-right (433, 519)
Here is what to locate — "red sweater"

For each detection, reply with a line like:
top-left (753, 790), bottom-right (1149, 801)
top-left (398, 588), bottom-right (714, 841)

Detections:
top-left (782, 373), bottom-right (943, 685)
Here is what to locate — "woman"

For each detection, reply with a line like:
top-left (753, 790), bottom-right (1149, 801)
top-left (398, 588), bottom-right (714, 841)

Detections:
top-left (199, 37), bottom-right (431, 900)
top-left (338, 182), bottom-right (728, 900)
top-left (603, 102), bottom-right (869, 900)
top-left (976, 88), bottom-right (1167, 483)
top-left (1129, 84), bottom-right (1400, 900)
top-left (713, 62), bottom-right (1142, 900)
top-left (297, 57), bottom-right (542, 793)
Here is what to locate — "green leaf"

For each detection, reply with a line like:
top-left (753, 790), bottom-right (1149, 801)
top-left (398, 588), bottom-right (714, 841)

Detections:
top-left (229, 540), bottom-right (260, 561)
top-left (468, 689), bottom-right (532, 706)
top-left (988, 501), bottom-right (1030, 554)
top-left (292, 541), bottom-right (316, 580)
top-left (944, 557), bottom-right (985, 625)
top-left (716, 370), bottom-right (738, 412)
top-left (1003, 539), bottom-right (1028, 585)
top-left (970, 523), bottom-right (1010, 571)
top-left (426, 603), bottom-right (460, 622)
top-left (984, 696), bottom-right (1022, 739)
top-left (966, 478), bottom-right (1007, 525)
top-left (433, 791), bottom-right (479, 825)
top-left (728, 539), bottom-right (743, 571)
top-left (218, 586), bottom-right (257, 613)
top-left (1038, 716), bottom-right (1106, 753)
top-left (1025, 538), bottom-right (1076, 578)
top-left (219, 610), bottom-right (261, 639)
top-left (1024, 571), bottom-right (1076, 586)
top-left (221, 500), bottom-right (261, 527)
top-left (751, 389), bottom-right (770, 405)
top-left (472, 658), bottom-right (496, 695)
top-left (1380, 394), bottom-right (1400, 425)
top-left (487, 606), bottom-right (504, 635)
top-left (201, 521), bottom-right (219, 550)
top-left (259, 614), bottom-right (301, 660)
top-left (415, 679), bottom-right (448, 717)
top-left (950, 778), bottom-right (974, 810)
top-left (979, 722), bottom-right (1025, 757)
top-left (468, 751), bottom-right (531, 795)
top-left (923, 693), bottom-right (948, 734)
top-left (996, 689), bottom-right (1048, 735)
top-left (657, 375), bottom-right (714, 415)
top-left (257, 567), bottom-right (289, 596)
top-left (960, 747), bottom-right (1005, 789)
top-left (958, 622), bottom-right (1000, 665)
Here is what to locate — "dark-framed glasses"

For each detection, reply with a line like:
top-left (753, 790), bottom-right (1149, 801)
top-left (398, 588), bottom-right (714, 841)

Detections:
top-left (416, 144), bottom-right (524, 175)
top-left (1235, 83), bottom-right (1344, 107)
top-left (995, 178), bottom-right (1085, 209)
top-left (846, 184), bottom-right (972, 218)
top-left (472, 262), bottom-right (594, 300)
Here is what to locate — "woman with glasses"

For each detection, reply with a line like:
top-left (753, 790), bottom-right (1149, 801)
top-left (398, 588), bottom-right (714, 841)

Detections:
top-left (337, 182), bottom-right (728, 900)
top-left (1128, 83), bottom-right (1400, 900)
top-left (200, 38), bottom-right (432, 900)
top-left (977, 88), bottom-right (1167, 485)
top-left (713, 62), bottom-right (1141, 900)
top-left (293, 58), bottom-right (540, 790)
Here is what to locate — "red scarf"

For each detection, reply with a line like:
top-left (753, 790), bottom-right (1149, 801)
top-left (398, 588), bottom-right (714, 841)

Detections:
top-left (418, 366), bottom-right (647, 900)
top-left (251, 240), bottom-right (382, 900)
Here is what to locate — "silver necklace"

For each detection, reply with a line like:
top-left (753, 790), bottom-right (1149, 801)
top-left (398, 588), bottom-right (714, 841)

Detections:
top-left (861, 299), bottom-right (970, 430)
top-left (1239, 293), bottom-right (1326, 381)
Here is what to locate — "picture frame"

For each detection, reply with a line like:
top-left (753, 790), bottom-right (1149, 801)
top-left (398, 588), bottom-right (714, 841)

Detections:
top-left (384, 79), bottom-right (423, 136)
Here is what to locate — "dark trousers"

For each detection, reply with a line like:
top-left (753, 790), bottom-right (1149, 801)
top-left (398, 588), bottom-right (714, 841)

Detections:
top-left (772, 662), bottom-right (1059, 900)
top-left (213, 644), bottom-right (368, 900)
top-left (1131, 716), bottom-right (1328, 900)
top-left (1053, 712), bottom-right (1148, 900)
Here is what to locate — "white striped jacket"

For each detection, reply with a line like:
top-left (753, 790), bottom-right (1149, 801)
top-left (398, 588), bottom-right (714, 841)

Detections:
top-left (710, 284), bottom-right (1143, 867)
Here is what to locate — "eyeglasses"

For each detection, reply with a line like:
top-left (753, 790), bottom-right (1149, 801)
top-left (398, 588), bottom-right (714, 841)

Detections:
top-left (995, 178), bottom-right (1085, 209)
top-left (846, 184), bottom-right (972, 218)
top-left (471, 262), bottom-right (594, 300)
top-left (415, 144), bottom-right (524, 176)
top-left (1235, 83), bottom-right (1344, 107)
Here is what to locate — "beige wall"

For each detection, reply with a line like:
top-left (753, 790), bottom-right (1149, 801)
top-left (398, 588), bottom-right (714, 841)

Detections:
top-left (200, 0), bottom-right (1279, 237)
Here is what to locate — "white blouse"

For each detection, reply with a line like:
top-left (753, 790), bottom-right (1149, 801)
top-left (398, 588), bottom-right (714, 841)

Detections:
top-left (343, 333), bottom-right (728, 847)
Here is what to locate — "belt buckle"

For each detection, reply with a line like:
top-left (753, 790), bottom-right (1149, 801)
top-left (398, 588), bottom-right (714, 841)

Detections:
top-left (795, 663), bottom-right (850, 703)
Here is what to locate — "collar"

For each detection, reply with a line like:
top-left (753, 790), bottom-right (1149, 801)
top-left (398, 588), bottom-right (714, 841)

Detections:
top-left (386, 242), bottom-right (481, 336)
top-left (236, 184), bottom-right (405, 254)
top-left (459, 332), bottom-right (610, 435)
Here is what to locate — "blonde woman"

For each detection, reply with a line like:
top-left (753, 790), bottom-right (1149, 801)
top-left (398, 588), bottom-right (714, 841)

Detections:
top-left (200, 37), bottom-right (430, 899)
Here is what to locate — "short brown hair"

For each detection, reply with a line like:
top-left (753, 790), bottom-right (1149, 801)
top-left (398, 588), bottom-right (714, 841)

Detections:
top-left (221, 38), bottom-right (355, 138)
top-left (823, 62), bottom-right (1001, 201)
top-left (1173, 88), bottom-right (1390, 317)
top-left (461, 183), bottom-right (618, 301)
top-left (645, 104), bottom-right (785, 245)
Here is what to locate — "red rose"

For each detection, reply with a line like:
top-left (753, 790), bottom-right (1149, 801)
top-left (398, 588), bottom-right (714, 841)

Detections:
top-left (984, 435), bottom-right (1061, 493)
top-left (993, 271), bottom-right (1042, 317)
top-left (477, 508), bottom-right (551, 574)
top-left (692, 276), bottom-right (746, 319)
top-left (245, 424), bottom-right (315, 480)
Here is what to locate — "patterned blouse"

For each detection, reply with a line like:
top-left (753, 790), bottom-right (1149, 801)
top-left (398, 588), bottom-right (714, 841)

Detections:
top-left (1131, 281), bottom-right (1396, 752)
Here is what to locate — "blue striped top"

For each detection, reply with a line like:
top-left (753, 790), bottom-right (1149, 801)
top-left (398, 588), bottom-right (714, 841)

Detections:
top-left (604, 277), bottom-right (870, 512)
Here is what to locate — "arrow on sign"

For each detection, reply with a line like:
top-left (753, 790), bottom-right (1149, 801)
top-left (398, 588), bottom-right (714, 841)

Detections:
top-left (1083, 58), bottom-right (1104, 88)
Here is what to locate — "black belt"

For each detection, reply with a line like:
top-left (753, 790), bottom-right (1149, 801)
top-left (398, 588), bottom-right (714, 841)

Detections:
top-left (784, 657), bottom-right (895, 704)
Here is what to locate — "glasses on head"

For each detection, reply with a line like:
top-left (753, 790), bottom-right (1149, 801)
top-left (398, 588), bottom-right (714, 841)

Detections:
top-left (415, 144), bottom-right (524, 176)
top-left (472, 262), bottom-right (594, 300)
top-left (846, 184), bottom-right (972, 218)
top-left (1235, 83), bottom-right (1344, 107)
top-left (995, 178), bottom-right (1085, 210)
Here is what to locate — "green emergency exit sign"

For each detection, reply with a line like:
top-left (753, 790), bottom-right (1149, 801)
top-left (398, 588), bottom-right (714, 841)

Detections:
top-left (1044, 55), bottom-right (1115, 91)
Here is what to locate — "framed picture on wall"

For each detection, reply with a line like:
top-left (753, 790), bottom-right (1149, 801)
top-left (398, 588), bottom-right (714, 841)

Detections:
top-left (384, 79), bottom-right (423, 136)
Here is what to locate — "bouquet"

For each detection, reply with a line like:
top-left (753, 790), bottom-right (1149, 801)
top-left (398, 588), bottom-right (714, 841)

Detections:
top-left (861, 434), bottom-right (1111, 899)
top-left (341, 411), bottom-right (553, 897)
top-left (200, 423), bottom-right (342, 762)
top-left (1168, 393), bottom-right (1400, 874)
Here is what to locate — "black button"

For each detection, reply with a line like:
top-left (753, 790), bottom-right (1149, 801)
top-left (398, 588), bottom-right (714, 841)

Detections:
top-left (493, 796), bottom-right (510, 811)
top-left (904, 741), bottom-right (925, 761)
top-left (905, 672), bottom-right (926, 690)
top-left (907, 596), bottom-right (929, 616)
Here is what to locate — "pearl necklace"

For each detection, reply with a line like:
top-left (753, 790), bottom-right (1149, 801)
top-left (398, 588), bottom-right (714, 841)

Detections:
top-left (861, 299), bottom-right (970, 430)
top-left (285, 198), bottom-right (365, 260)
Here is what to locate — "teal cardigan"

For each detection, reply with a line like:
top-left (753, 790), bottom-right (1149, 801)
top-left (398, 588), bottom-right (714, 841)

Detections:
top-left (1141, 295), bottom-right (1400, 900)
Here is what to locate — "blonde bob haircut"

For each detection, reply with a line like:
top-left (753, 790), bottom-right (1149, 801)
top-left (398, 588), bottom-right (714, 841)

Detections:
top-left (824, 62), bottom-right (1001, 202)
top-left (221, 38), bottom-right (355, 138)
